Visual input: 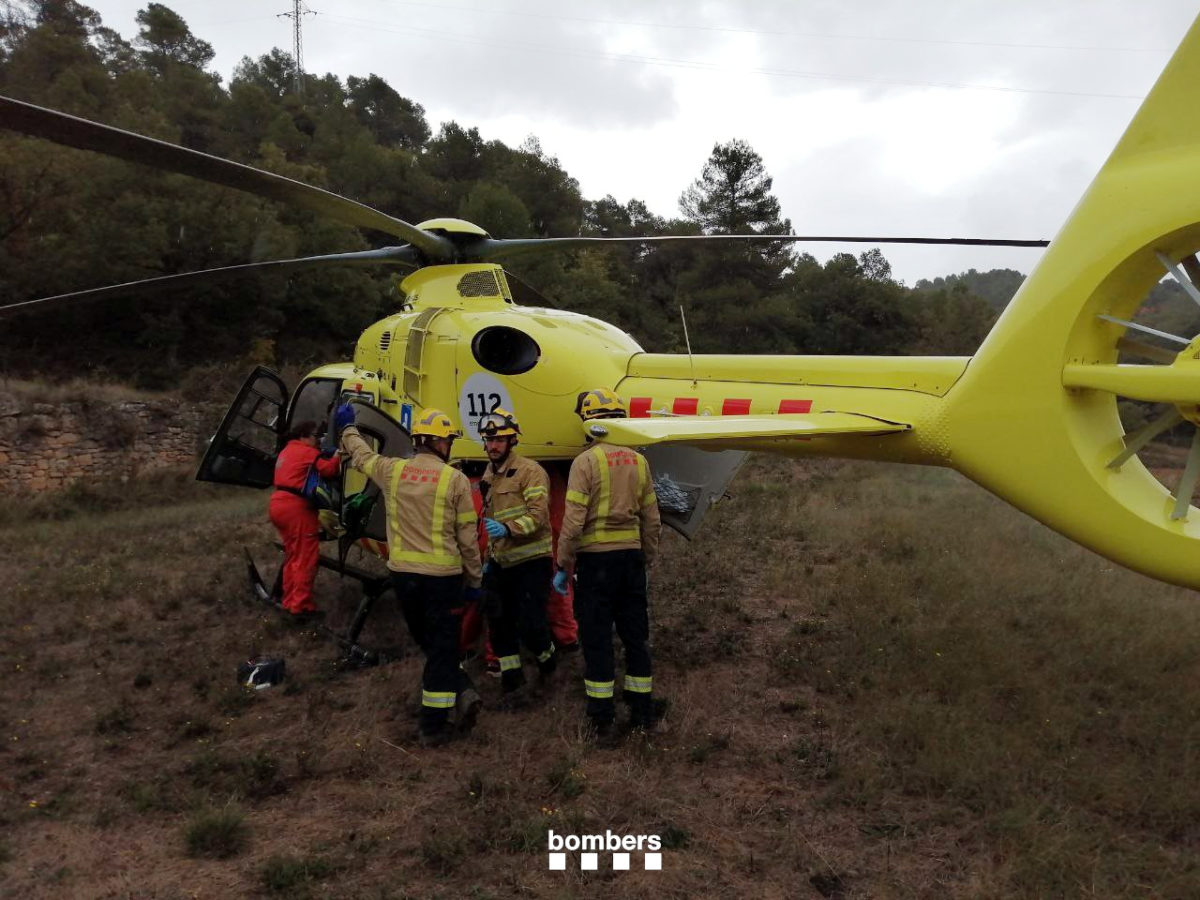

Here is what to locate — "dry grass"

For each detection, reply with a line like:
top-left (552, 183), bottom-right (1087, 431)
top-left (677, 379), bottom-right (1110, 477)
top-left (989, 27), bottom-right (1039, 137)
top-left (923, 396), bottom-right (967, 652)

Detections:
top-left (0, 377), bottom-right (173, 406)
top-left (1, 456), bottom-right (1199, 897)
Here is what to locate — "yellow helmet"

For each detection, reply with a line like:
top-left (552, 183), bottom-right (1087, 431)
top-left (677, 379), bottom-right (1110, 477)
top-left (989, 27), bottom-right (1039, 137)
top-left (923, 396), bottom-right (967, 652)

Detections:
top-left (478, 408), bottom-right (520, 438)
top-left (576, 387), bottom-right (627, 420)
top-left (412, 408), bottom-right (462, 439)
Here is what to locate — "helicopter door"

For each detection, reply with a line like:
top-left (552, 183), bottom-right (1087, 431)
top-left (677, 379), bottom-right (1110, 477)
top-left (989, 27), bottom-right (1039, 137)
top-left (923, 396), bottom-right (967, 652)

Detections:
top-left (340, 400), bottom-right (413, 544)
top-left (642, 445), bottom-right (747, 539)
top-left (288, 376), bottom-right (344, 437)
top-left (195, 366), bottom-right (288, 488)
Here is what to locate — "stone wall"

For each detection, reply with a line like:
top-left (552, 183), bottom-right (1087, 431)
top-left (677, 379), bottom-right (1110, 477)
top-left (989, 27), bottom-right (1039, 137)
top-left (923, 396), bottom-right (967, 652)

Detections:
top-left (0, 394), bottom-right (217, 493)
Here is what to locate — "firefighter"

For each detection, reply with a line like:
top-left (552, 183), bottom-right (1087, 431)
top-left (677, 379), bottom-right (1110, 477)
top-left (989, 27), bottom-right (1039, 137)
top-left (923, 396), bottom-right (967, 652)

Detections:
top-left (478, 408), bottom-right (557, 698)
top-left (336, 403), bottom-right (484, 747)
top-left (268, 419), bottom-right (341, 618)
top-left (553, 388), bottom-right (662, 740)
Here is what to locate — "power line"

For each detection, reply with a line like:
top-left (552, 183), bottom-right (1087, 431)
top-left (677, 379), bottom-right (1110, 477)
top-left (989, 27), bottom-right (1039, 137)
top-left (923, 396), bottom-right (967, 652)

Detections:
top-left (362, 0), bottom-right (1170, 55)
top-left (317, 14), bottom-right (1146, 100)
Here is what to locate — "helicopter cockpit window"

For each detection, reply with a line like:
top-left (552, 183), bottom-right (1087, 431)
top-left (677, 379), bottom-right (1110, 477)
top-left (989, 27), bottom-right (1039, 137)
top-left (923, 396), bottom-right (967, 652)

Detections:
top-left (288, 378), bottom-right (341, 433)
top-left (471, 326), bottom-right (540, 376)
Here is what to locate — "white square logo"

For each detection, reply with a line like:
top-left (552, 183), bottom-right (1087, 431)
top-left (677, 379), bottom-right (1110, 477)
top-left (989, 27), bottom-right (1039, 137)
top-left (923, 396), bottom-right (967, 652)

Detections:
top-left (548, 852), bottom-right (566, 871)
top-left (645, 852), bottom-right (662, 870)
top-left (580, 852), bottom-right (598, 870)
top-left (613, 852), bottom-right (630, 870)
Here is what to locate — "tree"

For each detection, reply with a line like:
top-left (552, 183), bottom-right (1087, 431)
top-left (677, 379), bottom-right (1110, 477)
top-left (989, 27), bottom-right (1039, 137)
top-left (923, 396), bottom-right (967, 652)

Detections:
top-left (1, 0), bottom-right (111, 113)
top-left (134, 3), bottom-right (213, 73)
top-left (492, 136), bottom-right (583, 236)
top-left (679, 139), bottom-right (790, 236)
top-left (585, 195), bottom-right (664, 238)
top-left (906, 283), bottom-right (996, 355)
top-left (914, 268), bottom-right (1026, 311)
top-left (458, 182), bottom-right (532, 238)
top-left (668, 140), bottom-right (796, 349)
top-left (426, 121), bottom-right (486, 183)
top-left (346, 74), bottom-right (429, 150)
top-left (786, 252), bottom-right (918, 355)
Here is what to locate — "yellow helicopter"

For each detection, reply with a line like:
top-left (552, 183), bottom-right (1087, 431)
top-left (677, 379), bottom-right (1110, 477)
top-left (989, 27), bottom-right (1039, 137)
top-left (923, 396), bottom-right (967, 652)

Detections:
top-left (5, 13), bottom-right (1200, 605)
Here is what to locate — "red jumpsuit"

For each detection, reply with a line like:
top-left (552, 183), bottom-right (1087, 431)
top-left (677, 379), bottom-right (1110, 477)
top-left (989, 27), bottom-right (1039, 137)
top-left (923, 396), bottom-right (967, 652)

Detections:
top-left (268, 440), bottom-right (341, 614)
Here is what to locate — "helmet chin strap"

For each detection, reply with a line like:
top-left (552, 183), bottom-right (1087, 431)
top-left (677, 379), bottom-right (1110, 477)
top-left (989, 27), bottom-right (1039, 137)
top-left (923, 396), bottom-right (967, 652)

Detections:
top-left (418, 436), bottom-right (453, 462)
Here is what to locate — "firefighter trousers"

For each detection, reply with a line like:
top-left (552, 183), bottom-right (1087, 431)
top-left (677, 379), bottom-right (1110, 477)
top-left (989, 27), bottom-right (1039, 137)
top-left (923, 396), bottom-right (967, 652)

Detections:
top-left (390, 572), bottom-right (471, 734)
top-left (485, 557), bottom-right (556, 690)
top-left (574, 549), bottom-right (653, 726)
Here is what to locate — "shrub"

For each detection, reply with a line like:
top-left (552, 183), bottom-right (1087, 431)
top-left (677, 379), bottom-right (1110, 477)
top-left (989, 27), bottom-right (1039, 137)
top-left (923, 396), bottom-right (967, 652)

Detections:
top-left (184, 805), bottom-right (248, 859)
top-left (260, 854), bottom-right (336, 894)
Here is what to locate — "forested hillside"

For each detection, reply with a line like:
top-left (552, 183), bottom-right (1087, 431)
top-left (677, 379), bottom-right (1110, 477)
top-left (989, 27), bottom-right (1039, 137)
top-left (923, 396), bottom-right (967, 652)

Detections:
top-left (4, 0), bottom-right (1005, 383)
top-left (914, 268), bottom-right (1026, 311)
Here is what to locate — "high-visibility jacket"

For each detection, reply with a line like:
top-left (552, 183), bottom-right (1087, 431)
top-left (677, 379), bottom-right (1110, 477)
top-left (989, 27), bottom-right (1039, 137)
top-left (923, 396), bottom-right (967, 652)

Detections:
top-left (480, 453), bottom-right (552, 568)
top-left (340, 427), bottom-right (482, 587)
top-left (557, 441), bottom-right (661, 571)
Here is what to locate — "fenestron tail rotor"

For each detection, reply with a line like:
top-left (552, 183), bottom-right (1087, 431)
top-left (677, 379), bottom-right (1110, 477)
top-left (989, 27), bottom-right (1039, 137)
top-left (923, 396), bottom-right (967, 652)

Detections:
top-left (1076, 251), bottom-right (1200, 522)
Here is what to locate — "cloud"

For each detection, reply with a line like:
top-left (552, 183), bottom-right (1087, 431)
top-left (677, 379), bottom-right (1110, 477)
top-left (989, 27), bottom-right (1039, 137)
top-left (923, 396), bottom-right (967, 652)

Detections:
top-left (85, 0), bottom-right (1200, 282)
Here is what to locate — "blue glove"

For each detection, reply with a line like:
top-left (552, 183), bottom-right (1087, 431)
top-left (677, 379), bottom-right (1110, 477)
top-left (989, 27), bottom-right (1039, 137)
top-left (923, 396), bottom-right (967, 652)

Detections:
top-left (552, 569), bottom-right (570, 596)
top-left (333, 403), bottom-right (356, 433)
top-left (484, 518), bottom-right (508, 540)
top-left (465, 586), bottom-right (483, 605)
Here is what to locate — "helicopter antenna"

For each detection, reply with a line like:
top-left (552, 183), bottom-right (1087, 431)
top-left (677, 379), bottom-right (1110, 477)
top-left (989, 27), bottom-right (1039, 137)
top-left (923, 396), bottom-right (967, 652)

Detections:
top-left (278, 1), bottom-right (316, 98)
top-left (679, 304), bottom-right (696, 387)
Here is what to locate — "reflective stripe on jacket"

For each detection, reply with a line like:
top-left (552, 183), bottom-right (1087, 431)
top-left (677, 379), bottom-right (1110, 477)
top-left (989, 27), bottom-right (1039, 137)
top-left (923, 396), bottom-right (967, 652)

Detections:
top-left (480, 454), bottom-right (552, 567)
top-left (340, 427), bottom-right (482, 586)
top-left (556, 441), bottom-right (661, 570)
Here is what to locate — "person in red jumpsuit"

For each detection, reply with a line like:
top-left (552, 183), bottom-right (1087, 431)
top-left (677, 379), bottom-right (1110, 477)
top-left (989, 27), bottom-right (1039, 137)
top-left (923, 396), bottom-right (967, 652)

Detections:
top-left (268, 420), bottom-right (341, 616)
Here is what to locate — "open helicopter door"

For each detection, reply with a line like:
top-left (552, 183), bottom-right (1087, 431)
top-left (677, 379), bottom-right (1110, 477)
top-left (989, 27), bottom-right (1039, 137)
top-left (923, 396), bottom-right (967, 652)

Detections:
top-left (339, 399), bottom-right (414, 549)
top-left (642, 445), bottom-right (747, 539)
top-left (196, 366), bottom-right (288, 488)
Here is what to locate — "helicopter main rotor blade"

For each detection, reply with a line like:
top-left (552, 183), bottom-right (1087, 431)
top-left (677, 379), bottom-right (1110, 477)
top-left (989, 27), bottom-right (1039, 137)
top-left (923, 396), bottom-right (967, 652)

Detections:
top-left (0, 246), bottom-right (420, 316)
top-left (0, 95), bottom-right (453, 262)
top-left (469, 233), bottom-right (1051, 262)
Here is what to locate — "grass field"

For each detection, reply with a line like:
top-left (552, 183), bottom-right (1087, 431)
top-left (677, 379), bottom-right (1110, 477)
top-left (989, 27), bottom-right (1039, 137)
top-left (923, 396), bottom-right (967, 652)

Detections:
top-left (2, 457), bottom-right (1200, 898)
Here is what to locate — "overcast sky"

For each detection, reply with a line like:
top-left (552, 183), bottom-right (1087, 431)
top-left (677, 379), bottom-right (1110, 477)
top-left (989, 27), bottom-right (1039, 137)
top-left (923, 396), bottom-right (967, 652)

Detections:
top-left (78, 0), bottom-right (1199, 284)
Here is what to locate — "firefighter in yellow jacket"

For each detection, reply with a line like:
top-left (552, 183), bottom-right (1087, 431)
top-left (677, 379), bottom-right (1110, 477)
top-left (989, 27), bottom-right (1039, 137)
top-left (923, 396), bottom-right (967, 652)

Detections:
top-left (478, 408), bottom-right (557, 696)
top-left (553, 388), bottom-right (662, 738)
top-left (336, 403), bottom-right (483, 747)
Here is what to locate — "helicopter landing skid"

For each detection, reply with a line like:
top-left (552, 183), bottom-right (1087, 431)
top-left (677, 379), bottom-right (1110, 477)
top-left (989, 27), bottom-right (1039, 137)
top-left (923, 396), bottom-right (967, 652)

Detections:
top-left (245, 547), bottom-right (401, 669)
